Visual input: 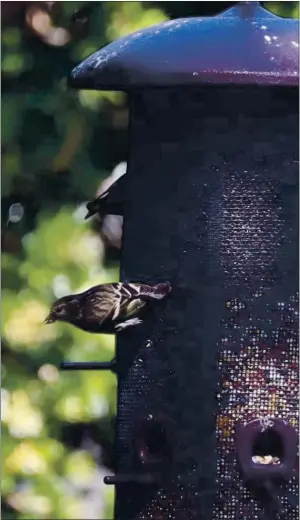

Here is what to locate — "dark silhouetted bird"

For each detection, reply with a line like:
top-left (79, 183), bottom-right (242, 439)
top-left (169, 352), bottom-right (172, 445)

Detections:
top-left (45, 282), bottom-right (171, 334)
top-left (85, 174), bottom-right (127, 220)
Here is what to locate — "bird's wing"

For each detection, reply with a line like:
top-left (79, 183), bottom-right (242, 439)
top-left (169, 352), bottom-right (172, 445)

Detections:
top-left (98, 187), bottom-right (110, 200)
top-left (98, 174), bottom-right (127, 204)
top-left (96, 176), bottom-right (121, 202)
top-left (115, 283), bottom-right (145, 319)
top-left (85, 284), bottom-right (122, 325)
top-left (83, 283), bottom-right (152, 327)
top-left (121, 296), bottom-right (146, 318)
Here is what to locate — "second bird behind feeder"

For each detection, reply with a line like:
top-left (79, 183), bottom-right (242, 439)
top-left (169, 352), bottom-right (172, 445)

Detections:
top-left (85, 173), bottom-right (127, 220)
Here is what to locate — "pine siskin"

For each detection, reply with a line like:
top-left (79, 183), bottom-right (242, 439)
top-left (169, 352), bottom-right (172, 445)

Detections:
top-left (45, 282), bottom-right (171, 334)
top-left (85, 174), bottom-right (127, 220)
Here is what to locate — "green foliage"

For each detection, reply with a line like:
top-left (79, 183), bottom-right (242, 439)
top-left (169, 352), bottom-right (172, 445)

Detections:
top-left (1, 2), bottom-right (297, 519)
top-left (265, 1), bottom-right (299, 18)
top-left (1, 3), bottom-right (169, 517)
top-left (2, 209), bottom-right (119, 519)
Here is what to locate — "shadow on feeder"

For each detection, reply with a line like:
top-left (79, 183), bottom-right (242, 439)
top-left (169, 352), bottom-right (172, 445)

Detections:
top-left (104, 414), bottom-right (174, 487)
top-left (134, 414), bottom-right (173, 469)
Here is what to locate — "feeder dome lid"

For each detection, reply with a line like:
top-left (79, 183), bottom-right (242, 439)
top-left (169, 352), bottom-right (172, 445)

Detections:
top-left (70, 1), bottom-right (299, 90)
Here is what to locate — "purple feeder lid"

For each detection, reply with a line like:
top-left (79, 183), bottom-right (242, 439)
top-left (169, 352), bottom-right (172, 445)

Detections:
top-left (69, 1), bottom-right (299, 91)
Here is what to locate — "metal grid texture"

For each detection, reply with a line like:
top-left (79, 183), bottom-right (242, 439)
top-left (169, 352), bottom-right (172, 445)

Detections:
top-left (114, 87), bottom-right (298, 520)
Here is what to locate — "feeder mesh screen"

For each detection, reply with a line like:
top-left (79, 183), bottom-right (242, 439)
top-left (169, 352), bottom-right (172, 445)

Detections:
top-left (115, 88), bottom-right (298, 520)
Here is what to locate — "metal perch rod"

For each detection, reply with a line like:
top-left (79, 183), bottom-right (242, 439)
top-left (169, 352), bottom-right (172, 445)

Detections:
top-left (104, 474), bottom-right (158, 485)
top-left (60, 360), bottom-right (116, 371)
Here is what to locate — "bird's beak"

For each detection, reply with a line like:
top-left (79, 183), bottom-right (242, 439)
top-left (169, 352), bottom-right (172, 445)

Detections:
top-left (84, 210), bottom-right (94, 220)
top-left (44, 315), bottom-right (54, 324)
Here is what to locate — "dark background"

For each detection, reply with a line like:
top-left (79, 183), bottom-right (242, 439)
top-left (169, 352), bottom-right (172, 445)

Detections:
top-left (1, 2), bottom-right (298, 519)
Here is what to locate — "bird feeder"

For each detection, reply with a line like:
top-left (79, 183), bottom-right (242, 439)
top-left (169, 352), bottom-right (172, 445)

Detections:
top-left (63, 2), bottom-right (299, 519)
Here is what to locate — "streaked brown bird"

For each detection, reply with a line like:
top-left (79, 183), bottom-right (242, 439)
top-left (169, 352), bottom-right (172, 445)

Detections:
top-left (85, 174), bottom-right (127, 220)
top-left (45, 282), bottom-right (171, 334)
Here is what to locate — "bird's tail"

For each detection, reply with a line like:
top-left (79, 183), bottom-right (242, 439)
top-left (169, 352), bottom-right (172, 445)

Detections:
top-left (128, 282), bottom-right (172, 300)
top-left (150, 282), bottom-right (172, 299)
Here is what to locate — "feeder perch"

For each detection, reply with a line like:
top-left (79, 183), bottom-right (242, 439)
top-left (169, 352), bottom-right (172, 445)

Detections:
top-left (68, 2), bottom-right (299, 519)
top-left (104, 474), bottom-right (158, 486)
top-left (60, 360), bottom-right (116, 372)
top-left (236, 418), bottom-right (298, 480)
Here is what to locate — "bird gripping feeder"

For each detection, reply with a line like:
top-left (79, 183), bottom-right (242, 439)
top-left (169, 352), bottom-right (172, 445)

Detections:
top-left (65, 2), bottom-right (299, 519)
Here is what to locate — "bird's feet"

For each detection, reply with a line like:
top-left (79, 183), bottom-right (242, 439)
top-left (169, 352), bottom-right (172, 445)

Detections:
top-left (115, 318), bottom-right (143, 332)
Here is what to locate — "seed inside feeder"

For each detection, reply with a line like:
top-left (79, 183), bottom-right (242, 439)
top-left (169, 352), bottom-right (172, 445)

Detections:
top-left (252, 455), bottom-right (281, 465)
top-left (252, 429), bottom-right (283, 465)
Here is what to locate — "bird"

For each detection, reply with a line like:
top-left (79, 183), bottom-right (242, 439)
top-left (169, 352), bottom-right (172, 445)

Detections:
top-left (45, 281), bottom-right (171, 334)
top-left (85, 173), bottom-right (127, 220)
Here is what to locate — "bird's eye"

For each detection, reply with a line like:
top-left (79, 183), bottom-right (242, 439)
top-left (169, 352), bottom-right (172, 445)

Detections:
top-left (56, 306), bottom-right (63, 314)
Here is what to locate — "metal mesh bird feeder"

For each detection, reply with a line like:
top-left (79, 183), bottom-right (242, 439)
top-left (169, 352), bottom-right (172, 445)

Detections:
top-left (62, 2), bottom-right (299, 519)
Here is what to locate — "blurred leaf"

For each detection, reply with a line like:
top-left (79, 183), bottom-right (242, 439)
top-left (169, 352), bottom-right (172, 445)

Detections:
top-left (264, 1), bottom-right (299, 17)
top-left (2, 54), bottom-right (25, 75)
top-left (1, 98), bottom-right (22, 146)
top-left (106, 2), bottom-right (168, 40)
top-left (2, 28), bottom-right (22, 48)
